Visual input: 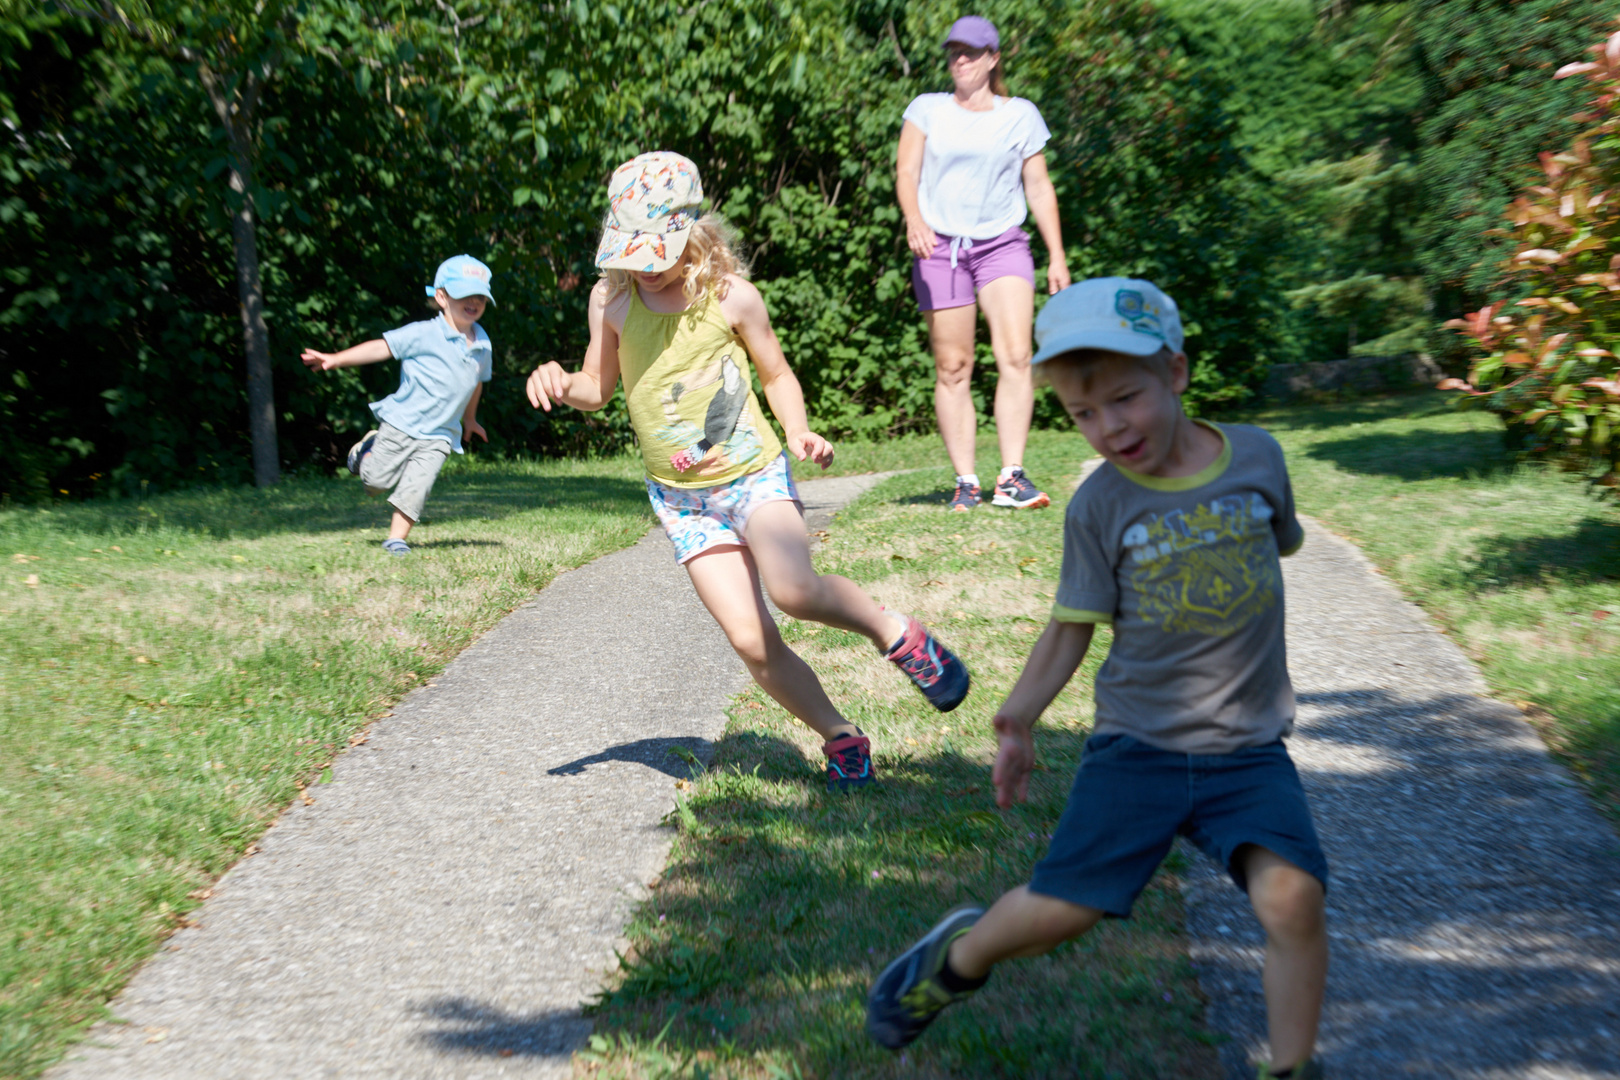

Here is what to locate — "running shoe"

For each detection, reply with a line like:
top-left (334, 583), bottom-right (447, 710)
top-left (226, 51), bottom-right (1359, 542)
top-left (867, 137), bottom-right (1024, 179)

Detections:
top-left (991, 467), bottom-right (1050, 509)
top-left (346, 429), bottom-right (379, 476)
top-left (823, 730), bottom-right (874, 792)
top-left (1258, 1060), bottom-right (1324, 1080)
top-left (948, 479), bottom-right (981, 512)
top-left (382, 538), bottom-right (410, 557)
top-left (885, 615), bottom-right (970, 712)
top-left (866, 904), bottom-right (987, 1050)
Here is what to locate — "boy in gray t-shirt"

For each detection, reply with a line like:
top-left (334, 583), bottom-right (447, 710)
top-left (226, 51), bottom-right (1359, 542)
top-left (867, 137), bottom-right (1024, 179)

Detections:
top-left (868, 278), bottom-right (1329, 1080)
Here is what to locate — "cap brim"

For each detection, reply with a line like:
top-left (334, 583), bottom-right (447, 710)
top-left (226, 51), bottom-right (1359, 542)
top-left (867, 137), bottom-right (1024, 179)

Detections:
top-left (1032, 328), bottom-right (1168, 365)
top-left (595, 225), bottom-right (692, 273)
top-left (440, 280), bottom-right (495, 306)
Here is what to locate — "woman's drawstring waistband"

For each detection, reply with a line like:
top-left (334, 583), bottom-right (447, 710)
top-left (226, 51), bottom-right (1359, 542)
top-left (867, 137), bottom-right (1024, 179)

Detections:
top-left (948, 235), bottom-right (974, 269)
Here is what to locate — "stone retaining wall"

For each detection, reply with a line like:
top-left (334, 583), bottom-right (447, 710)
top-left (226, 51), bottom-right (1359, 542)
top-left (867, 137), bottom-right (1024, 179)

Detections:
top-left (1263, 355), bottom-right (1443, 402)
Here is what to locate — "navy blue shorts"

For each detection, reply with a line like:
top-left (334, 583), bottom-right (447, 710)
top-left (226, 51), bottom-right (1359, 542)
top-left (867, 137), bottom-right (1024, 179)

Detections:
top-left (1029, 733), bottom-right (1328, 917)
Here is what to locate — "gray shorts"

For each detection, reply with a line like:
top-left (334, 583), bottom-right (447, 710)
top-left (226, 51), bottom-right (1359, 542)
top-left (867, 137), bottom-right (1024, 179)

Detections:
top-left (360, 422), bottom-right (451, 523)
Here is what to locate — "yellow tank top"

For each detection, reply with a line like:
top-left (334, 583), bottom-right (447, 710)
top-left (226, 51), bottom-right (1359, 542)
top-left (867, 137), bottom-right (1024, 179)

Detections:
top-left (618, 286), bottom-right (782, 488)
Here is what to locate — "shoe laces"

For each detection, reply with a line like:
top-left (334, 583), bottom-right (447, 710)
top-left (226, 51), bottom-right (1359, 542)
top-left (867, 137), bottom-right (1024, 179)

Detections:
top-left (893, 635), bottom-right (942, 688)
top-left (1000, 471), bottom-right (1039, 498)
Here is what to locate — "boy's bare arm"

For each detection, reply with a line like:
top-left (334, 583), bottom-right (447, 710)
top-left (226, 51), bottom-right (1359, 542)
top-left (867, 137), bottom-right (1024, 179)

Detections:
top-left (528, 282), bottom-right (621, 412)
top-left (726, 277), bottom-right (833, 468)
top-left (301, 339), bottom-right (391, 371)
top-left (462, 382), bottom-right (487, 444)
top-left (992, 619), bottom-right (1095, 807)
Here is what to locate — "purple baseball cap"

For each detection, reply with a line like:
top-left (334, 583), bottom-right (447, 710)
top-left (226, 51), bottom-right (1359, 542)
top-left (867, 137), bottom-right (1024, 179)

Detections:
top-left (943, 15), bottom-right (999, 51)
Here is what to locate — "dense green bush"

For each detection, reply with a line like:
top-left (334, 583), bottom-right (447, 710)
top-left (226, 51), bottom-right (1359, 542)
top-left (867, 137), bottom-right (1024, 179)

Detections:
top-left (1441, 24), bottom-right (1620, 485)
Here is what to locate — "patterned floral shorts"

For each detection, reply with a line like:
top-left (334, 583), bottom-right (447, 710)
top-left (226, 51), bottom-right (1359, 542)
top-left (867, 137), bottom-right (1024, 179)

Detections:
top-left (647, 452), bottom-right (803, 564)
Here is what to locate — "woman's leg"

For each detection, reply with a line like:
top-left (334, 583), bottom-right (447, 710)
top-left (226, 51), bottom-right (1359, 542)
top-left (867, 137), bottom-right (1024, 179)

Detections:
top-left (744, 500), bottom-right (904, 650)
top-left (684, 543), bottom-right (857, 742)
top-left (926, 303), bottom-right (981, 479)
top-left (976, 274), bottom-right (1037, 473)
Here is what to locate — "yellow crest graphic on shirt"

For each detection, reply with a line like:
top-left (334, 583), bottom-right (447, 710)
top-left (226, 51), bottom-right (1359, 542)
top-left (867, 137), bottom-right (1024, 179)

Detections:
top-left (1123, 493), bottom-right (1279, 635)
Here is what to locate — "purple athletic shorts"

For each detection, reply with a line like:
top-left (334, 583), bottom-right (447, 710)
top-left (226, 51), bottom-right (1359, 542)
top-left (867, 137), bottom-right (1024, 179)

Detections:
top-left (911, 226), bottom-right (1035, 311)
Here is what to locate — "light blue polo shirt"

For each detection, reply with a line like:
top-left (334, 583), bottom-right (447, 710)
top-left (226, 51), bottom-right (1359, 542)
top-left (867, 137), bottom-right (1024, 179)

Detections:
top-left (373, 315), bottom-right (493, 451)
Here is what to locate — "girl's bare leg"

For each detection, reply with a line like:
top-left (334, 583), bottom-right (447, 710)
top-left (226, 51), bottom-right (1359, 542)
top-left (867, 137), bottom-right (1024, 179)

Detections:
top-left (976, 275), bottom-right (1036, 473)
top-left (926, 303), bottom-right (981, 479)
top-left (684, 543), bottom-right (856, 742)
top-left (744, 501), bottom-right (905, 650)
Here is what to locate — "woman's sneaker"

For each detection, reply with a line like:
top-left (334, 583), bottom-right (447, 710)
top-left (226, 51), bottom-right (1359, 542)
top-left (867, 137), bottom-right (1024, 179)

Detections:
top-left (885, 616), bottom-right (970, 712)
top-left (948, 479), bottom-right (981, 512)
top-left (347, 430), bottom-right (379, 476)
top-left (991, 467), bottom-right (1050, 509)
top-left (866, 904), bottom-right (987, 1050)
top-left (823, 731), bottom-right (874, 792)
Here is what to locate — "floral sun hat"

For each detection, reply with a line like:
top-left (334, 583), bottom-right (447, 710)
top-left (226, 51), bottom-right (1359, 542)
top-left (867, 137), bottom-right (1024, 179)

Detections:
top-left (595, 151), bottom-right (704, 273)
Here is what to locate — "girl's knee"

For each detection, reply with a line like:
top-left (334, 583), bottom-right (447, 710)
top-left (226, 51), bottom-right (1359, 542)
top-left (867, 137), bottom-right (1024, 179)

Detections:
top-left (769, 578), bottom-right (822, 621)
top-left (725, 626), bottom-right (774, 669)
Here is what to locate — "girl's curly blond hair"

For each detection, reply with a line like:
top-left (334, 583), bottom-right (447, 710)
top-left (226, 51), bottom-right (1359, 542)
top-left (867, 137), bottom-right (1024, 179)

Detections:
top-left (601, 213), bottom-right (750, 302)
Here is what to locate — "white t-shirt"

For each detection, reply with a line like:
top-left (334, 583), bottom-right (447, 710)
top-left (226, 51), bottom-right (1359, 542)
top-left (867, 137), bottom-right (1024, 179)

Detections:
top-left (901, 93), bottom-right (1051, 241)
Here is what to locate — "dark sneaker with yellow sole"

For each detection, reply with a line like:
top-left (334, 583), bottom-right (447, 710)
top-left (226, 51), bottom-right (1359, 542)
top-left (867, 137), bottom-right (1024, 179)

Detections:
top-left (1258, 1059), bottom-right (1324, 1080)
top-left (823, 731), bottom-right (874, 792)
top-left (866, 904), bottom-right (987, 1049)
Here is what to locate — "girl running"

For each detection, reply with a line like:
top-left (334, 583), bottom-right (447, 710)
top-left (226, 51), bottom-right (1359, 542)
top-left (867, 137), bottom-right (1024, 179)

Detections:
top-left (526, 151), bottom-right (969, 791)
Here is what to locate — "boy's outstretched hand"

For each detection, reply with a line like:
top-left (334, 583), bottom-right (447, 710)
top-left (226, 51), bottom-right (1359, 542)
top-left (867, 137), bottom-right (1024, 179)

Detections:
top-left (786, 429), bottom-right (834, 469)
top-left (300, 348), bottom-right (340, 372)
top-left (991, 713), bottom-right (1036, 808)
top-left (526, 361), bottom-right (571, 412)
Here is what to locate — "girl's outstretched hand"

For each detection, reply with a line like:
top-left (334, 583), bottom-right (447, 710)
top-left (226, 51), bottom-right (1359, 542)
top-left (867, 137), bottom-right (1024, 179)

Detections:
top-left (786, 430), bottom-right (834, 469)
top-left (991, 713), bottom-right (1035, 808)
top-left (526, 361), bottom-right (570, 412)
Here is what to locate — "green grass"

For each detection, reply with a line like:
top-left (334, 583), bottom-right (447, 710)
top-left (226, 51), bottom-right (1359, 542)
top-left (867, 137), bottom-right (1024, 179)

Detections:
top-left (581, 433), bottom-right (1222, 1079)
top-left (0, 452), bottom-right (661, 1079)
top-left (1253, 392), bottom-right (1620, 822)
top-left (9, 392), bottom-right (1614, 1079)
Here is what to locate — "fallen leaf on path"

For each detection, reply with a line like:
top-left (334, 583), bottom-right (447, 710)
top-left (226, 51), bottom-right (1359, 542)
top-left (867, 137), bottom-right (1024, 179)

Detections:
top-left (187, 888), bottom-right (213, 901)
top-left (348, 732), bottom-right (370, 746)
top-left (24, 574), bottom-right (38, 587)
top-left (144, 1028), bottom-right (168, 1044)
top-left (1596, 610), bottom-right (1611, 620)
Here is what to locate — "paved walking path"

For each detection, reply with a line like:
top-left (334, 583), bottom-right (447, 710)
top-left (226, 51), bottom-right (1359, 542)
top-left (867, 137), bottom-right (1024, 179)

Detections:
top-left (1187, 519), bottom-right (1620, 1078)
top-left (49, 476), bottom-right (1620, 1079)
top-left (48, 473), bottom-right (892, 1080)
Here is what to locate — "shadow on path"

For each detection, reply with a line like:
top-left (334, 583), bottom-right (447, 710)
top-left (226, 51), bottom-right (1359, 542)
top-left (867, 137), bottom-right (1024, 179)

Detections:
top-left (548, 737), bottom-right (712, 779)
top-left (412, 997), bottom-right (588, 1059)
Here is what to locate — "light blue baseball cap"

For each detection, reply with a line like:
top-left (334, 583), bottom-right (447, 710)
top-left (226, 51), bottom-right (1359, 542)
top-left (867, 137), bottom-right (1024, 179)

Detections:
top-left (1031, 277), bottom-right (1184, 364)
top-left (427, 254), bottom-right (496, 306)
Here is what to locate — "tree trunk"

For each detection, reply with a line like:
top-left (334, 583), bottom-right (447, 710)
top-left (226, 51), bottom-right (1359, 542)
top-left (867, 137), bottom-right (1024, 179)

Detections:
top-left (227, 132), bottom-right (280, 487)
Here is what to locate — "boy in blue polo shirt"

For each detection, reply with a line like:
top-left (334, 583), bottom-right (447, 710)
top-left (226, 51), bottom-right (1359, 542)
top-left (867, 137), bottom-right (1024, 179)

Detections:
top-left (301, 255), bottom-right (495, 556)
top-left (866, 278), bottom-right (1330, 1079)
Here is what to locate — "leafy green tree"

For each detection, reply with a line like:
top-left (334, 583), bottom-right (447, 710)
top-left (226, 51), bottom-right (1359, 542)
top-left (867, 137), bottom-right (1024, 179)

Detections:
top-left (1441, 26), bottom-right (1620, 485)
top-left (1414, 0), bottom-right (1612, 323)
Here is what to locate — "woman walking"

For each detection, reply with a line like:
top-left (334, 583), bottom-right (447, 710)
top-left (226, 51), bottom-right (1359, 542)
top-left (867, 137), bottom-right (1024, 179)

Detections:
top-left (896, 15), bottom-right (1070, 512)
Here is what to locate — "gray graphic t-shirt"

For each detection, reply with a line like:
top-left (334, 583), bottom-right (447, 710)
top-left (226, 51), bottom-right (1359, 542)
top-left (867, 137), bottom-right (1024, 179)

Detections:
top-left (1055, 423), bottom-right (1304, 754)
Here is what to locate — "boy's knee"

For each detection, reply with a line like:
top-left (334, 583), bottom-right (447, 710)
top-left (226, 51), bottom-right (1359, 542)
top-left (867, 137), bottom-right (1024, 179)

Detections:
top-left (1249, 863), bottom-right (1325, 940)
